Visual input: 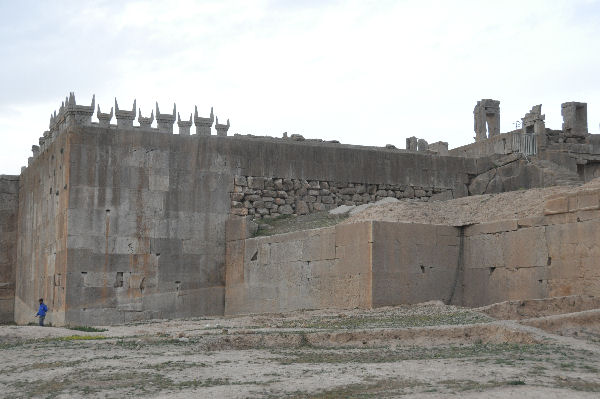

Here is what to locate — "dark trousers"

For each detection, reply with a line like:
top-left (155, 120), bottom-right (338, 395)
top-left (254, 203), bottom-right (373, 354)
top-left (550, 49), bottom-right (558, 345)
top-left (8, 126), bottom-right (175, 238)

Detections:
top-left (38, 316), bottom-right (45, 326)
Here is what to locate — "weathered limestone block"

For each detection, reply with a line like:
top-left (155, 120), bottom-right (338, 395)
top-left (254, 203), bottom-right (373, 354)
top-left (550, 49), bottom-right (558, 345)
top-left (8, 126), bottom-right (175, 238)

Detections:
top-left (561, 102), bottom-right (588, 138)
top-left (296, 200), bottom-right (309, 215)
top-left (247, 177), bottom-right (265, 190)
top-left (231, 193), bottom-right (244, 201)
top-left (234, 176), bottom-right (247, 186)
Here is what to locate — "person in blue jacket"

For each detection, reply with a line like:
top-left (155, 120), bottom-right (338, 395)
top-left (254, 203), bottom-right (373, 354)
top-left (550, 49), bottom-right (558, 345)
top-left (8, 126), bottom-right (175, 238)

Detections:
top-left (35, 298), bottom-right (48, 326)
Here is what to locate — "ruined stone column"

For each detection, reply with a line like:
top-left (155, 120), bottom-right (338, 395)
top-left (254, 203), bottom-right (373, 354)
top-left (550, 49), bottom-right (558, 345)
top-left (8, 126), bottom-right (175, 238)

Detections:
top-left (194, 106), bottom-right (214, 136)
top-left (521, 105), bottom-right (545, 135)
top-left (138, 109), bottom-right (154, 129)
top-left (561, 102), bottom-right (588, 138)
top-left (215, 117), bottom-right (230, 137)
top-left (115, 99), bottom-right (136, 128)
top-left (417, 139), bottom-right (429, 152)
top-left (406, 136), bottom-right (418, 151)
top-left (177, 113), bottom-right (193, 136)
top-left (97, 105), bottom-right (113, 127)
top-left (156, 102), bottom-right (176, 134)
top-left (474, 99), bottom-right (500, 141)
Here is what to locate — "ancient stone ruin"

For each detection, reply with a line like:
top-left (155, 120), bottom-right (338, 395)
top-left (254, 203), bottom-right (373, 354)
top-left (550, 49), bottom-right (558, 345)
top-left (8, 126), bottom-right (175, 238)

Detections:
top-left (1, 93), bottom-right (599, 326)
top-left (473, 99), bottom-right (500, 141)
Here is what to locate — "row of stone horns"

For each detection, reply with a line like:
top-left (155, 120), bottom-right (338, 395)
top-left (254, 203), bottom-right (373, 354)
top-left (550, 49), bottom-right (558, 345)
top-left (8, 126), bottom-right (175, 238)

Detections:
top-left (101, 99), bottom-right (230, 135)
top-left (49, 93), bottom-right (230, 136)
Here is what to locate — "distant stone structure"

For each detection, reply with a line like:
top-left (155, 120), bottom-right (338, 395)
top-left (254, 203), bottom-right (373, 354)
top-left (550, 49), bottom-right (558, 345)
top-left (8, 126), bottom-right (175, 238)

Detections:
top-left (561, 101), bottom-right (588, 139)
top-left (521, 104), bottom-right (545, 135)
top-left (474, 99), bottom-right (500, 141)
top-left (0, 92), bottom-right (599, 326)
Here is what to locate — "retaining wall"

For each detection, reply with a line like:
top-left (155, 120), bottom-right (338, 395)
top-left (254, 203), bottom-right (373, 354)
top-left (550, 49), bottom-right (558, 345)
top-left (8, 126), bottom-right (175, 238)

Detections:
top-left (225, 188), bottom-right (600, 313)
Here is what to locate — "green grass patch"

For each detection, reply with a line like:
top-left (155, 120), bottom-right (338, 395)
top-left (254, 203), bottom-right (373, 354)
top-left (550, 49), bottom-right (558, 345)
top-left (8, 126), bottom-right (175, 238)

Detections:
top-left (68, 326), bottom-right (108, 333)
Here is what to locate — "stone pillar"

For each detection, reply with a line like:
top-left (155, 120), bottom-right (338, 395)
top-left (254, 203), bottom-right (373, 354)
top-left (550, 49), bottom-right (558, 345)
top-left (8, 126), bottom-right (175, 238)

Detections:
top-left (31, 145), bottom-right (39, 158)
top-left (215, 117), bottom-right (230, 137)
top-left (97, 105), bottom-right (113, 127)
top-left (156, 102), bottom-right (176, 134)
top-left (474, 99), bottom-right (500, 141)
top-left (177, 113), bottom-right (193, 136)
top-left (115, 98), bottom-right (136, 128)
top-left (138, 109), bottom-right (154, 129)
top-left (194, 106), bottom-right (214, 136)
top-left (521, 105), bottom-right (545, 135)
top-left (417, 139), bottom-right (429, 152)
top-left (406, 136), bottom-right (418, 151)
top-left (561, 102), bottom-right (588, 138)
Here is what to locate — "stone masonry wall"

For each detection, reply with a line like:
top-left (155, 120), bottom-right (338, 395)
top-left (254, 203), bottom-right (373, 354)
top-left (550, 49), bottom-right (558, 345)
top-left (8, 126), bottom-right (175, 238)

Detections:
top-left (225, 188), bottom-right (600, 313)
top-left (14, 131), bottom-right (70, 326)
top-left (0, 175), bottom-right (19, 323)
top-left (225, 220), bottom-right (373, 315)
top-left (230, 176), bottom-right (452, 218)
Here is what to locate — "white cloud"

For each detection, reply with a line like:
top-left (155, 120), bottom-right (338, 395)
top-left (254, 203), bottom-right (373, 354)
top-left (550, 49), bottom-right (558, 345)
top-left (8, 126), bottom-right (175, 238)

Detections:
top-left (0, 0), bottom-right (598, 174)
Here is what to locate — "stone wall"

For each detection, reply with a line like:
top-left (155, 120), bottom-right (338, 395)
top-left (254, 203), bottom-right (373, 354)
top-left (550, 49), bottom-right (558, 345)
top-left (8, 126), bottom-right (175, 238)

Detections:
top-left (371, 222), bottom-right (461, 307)
top-left (15, 131), bottom-right (70, 326)
top-left (230, 176), bottom-right (452, 218)
top-left (225, 220), bottom-right (373, 314)
top-left (461, 188), bottom-right (600, 306)
top-left (62, 126), bottom-right (230, 325)
top-left (224, 220), bottom-right (462, 314)
top-left (14, 121), bottom-right (489, 325)
top-left (225, 188), bottom-right (600, 313)
top-left (0, 175), bottom-right (19, 323)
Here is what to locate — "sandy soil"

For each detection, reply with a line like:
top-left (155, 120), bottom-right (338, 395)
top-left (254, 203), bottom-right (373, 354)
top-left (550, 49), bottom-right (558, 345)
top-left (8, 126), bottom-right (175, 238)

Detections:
top-left (2, 298), bottom-right (600, 398)
top-left (345, 178), bottom-right (600, 226)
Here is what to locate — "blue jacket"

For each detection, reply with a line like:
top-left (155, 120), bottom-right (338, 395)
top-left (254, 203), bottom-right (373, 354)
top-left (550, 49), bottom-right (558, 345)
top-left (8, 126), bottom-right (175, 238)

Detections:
top-left (37, 303), bottom-right (48, 317)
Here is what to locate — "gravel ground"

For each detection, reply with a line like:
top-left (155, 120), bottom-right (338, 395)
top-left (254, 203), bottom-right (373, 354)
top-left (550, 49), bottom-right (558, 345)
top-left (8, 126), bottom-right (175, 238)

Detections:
top-left (2, 299), bottom-right (600, 398)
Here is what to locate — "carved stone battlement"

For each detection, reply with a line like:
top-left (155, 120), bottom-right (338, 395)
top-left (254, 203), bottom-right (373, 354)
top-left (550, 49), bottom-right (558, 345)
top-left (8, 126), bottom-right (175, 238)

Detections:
top-left (177, 113), bottom-right (193, 136)
top-left (32, 93), bottom-right (234, 160)
top-left (194, 106), bottom-right (214, 136)
top-left (215, 116), bottom-right (230, 137)
top-left (138, 109), bottom-right (154, 129)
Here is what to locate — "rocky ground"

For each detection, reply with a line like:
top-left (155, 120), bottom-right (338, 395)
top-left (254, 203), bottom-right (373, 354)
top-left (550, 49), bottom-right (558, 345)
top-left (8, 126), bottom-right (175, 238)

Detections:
top-left (346, 177), bottom-right (600, 226)
top-left (2, 296), bottom-right (600, 398)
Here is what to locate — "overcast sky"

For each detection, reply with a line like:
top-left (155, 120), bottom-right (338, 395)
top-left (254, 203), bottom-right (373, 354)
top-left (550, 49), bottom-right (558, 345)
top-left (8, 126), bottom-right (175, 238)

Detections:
top-left (1, 0), bottom-right (599, 174)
